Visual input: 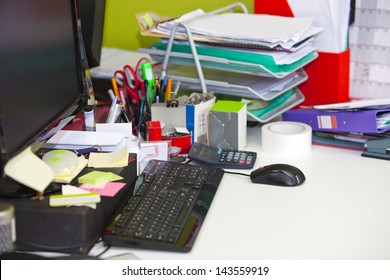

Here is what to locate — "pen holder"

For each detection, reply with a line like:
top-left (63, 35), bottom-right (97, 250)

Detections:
top-left (151, 103), bottom-right (186, 128)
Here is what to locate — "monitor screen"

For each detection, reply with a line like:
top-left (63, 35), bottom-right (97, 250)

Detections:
top-left (0, 0), bottom-right (87, 186)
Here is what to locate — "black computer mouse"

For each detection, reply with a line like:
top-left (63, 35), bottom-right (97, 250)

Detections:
top-left (250, 163), bottom-right (306, 187)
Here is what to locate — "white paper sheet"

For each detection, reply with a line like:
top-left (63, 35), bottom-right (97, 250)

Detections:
top-left (287, 0), bottom-right (351, 53)
top-left (45, 130), bottom-right (126, 151)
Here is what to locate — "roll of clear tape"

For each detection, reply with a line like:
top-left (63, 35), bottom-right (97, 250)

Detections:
top-left (261, 121), bottom-right (312, 155)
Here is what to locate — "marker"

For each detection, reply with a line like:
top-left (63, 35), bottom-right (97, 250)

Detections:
top-left (165, 77), bottom-right (172, 102)
top-left (141, 63), bottom-right (154, 104)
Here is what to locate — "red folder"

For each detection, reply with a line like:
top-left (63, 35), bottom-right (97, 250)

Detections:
top-left (254, 0), bottom-right (350, 106)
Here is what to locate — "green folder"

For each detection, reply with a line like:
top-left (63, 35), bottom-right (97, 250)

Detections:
top-left (152, 40), bottom-right (317, 75)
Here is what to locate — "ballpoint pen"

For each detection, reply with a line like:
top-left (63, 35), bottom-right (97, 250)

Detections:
top-left (159, 76), bottom-right (166, 103)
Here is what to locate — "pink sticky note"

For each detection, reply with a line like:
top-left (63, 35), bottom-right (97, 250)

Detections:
top-left (80, 182), bottom-right (126, 197)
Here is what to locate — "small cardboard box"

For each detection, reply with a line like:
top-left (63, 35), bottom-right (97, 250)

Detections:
top-left (186, 97), bottom-right (216, 144)
top-left (209, 101), bottom-right (247, 150)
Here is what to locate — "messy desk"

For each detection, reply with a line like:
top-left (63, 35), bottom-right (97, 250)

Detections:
top-left (2, 121), bottom-right (390, 260)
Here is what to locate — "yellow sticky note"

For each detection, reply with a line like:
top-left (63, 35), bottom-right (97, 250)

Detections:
top-left (4, 146), bottom-right (54, 193)
top-left (87, 146), bottom-right (128, 168)
top-left (49, 192), bottom-right (101, 207)
top-left (142, 13), bottom-right (154, 29)
top-left (78, 171), bottom-right (123, 185)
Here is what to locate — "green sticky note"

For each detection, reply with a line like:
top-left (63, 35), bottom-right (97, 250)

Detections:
top-left (78, 171), bottom-right (123, 185)
top-left (142, 13), bottom-right (154, 29)
top-left (211, 100), bottom-right (246, 113)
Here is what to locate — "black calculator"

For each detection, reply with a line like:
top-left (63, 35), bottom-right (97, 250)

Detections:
top-left (188, 142), bottom-right (257, 169)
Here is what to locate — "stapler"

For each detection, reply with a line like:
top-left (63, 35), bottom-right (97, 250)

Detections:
top-left (362, 137), bottom-right (390, 160)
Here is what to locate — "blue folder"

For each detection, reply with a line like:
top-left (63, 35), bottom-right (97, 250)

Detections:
top-left (282, 108), bottom-right (390, 134)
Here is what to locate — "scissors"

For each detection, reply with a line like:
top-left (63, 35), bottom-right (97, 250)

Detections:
top-left (114, 65), bottom-right (142, 106)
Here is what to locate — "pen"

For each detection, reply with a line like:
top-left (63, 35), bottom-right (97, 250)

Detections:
top-left (107, 89), bottom-right (115, 101)
top-left (172, 81), bottom-right (181, 100)
top-left (159, 77), bottom-right (166, 103)
top-left (119, 87), bottom-right (126, 106)
top-left (155, 74), bottom-right (160, 93)
top-left (106, 98), bottom-right (120, 123)
top-left (111, 77), bottom-right (121, 103)
top-left (120, 105), bottom-right (131, 123)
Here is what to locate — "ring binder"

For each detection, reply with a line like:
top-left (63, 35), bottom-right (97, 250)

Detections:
top-left (282, 108), bottom-right (390, 134)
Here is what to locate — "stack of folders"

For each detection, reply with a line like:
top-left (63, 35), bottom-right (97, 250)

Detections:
top-left (282, 99), bottom-right (390, 151)
top-left (137, 6), bottom-right (323, 122)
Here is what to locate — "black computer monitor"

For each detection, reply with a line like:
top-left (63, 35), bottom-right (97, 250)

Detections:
top-left (0, 0), bottom-right (88, 196)
top-left (78, 0), bottom-right (106, 68)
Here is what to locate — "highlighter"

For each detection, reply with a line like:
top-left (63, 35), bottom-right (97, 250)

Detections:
top-left (165, 77), bottom-right (172, 102)
top-left (141, 63), bottom-right (154, 104)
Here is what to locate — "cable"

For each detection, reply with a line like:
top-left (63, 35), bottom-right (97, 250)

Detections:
top-left (93, 244), bottom-right (111, 259)
top-left (184, 158), bottom-right (251, 177)
top-left (222, 170), bottom-right (250, 177)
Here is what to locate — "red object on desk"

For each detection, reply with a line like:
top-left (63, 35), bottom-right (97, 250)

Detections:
top-left (147, 121), bottom-right (162, 141)
top-left (162, 134), bottom-right (191, 155)
top-left (254, 0), bottom-right (350, 106)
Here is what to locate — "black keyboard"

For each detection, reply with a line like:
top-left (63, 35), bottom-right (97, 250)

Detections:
top-left (103, 160), bottom-right (224, 252)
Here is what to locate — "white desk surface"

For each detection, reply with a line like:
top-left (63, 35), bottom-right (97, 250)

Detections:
top-left (90, 124), bottom-right (390, 260)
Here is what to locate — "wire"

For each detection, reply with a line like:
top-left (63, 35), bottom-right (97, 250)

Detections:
top-left (93, 244), bottom-right (111, 259)
top-left (223, 170), bottom-right (251, 177)
top-left (184, 158), bottom-right (251, 177)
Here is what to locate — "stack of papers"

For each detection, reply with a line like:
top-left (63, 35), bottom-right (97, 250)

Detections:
top-left (140, 38), bottom-right (318, 78)
top-left (153, 10), bottom-right (323, 50)
top-left (139, 9), bottom-right (322, 78)
top-left (161, 65), bottom-right (308, 101)
top-left (137, 5), bottom-right (322, 122)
